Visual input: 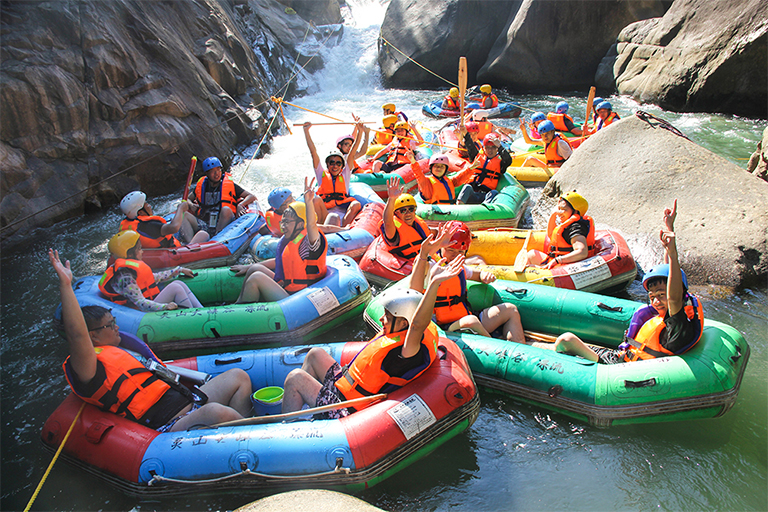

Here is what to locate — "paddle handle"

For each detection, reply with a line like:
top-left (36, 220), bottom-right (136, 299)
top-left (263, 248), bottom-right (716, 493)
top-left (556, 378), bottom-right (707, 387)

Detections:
top-left (584, 86), bottom-right (596, 135)
top-left (182, 156), bottom-right (197, 201)
top-left (301, 121), bottom-right (375, 126)
top-left (458, 57), bottom-right (467, 127)
top-left (212, 393), bottom-right (388, 427)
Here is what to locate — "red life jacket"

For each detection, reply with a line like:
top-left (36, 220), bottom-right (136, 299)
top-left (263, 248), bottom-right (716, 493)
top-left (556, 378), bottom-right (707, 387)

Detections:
top-left (194, 174), bottom-right (238, 217)
top-left (385, 137), bottom-right (412, 165)
top-left (623, 296), bottom-right (704, 362)
top-left (481, 93), bottom-right (499, 108)
top-left (98, 259), bottom-right (160, 306)
top-left (275, 231), bottom-right (328, 293)
top-left (443, 96), bottom-right (460, 110)
top-left (546, 213), bottom-right (595, 258)
top-left (63, 346), bottom-right (175, 424)
top-left (546, 113), bottom-right (574, 132)
top-left (120, 216), bottom-right (181, 249)
top-left (423, 175), bottom-right (456, 204)
top-left (335, 323), bottom-right (440, 400)
top-left (316, 170), bottom-right (354, 208)
top-left (597, 112), bottom-right (620, 131)
top-left (471, 151), bottom-right (504, 190)
top-left (434, 269), bottom-right (472, 325)
top-left (265, 208), bottom-right (283, 236)
top-left (544, 133), bottom-right (573, 166)
top-left (381, 216), bottom-right (430, 260)
top-left (375, 127), bottom-right (395, 145)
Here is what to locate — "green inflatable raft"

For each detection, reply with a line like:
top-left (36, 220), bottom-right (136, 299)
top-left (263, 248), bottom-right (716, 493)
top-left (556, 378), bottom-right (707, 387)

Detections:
top-left (364, 279), bottom-right (749, 427)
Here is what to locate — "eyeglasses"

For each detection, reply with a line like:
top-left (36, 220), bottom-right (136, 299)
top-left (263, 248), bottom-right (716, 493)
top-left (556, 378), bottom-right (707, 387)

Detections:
top-left (90, 318), bottom-right (117, 332)
top-left (397, 206), bottom-right (416, 214)
top-left (327, 160), bottom-right (344, 167)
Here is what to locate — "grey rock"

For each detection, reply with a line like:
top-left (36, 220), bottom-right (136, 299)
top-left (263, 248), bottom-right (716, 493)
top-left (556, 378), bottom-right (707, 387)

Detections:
top-left (604, 0), bottom-right (768, 117)
top-left (543, 114), bottom-right (768, 289)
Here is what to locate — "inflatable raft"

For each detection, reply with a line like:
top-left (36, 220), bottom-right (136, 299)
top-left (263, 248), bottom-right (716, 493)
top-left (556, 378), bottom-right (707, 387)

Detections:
top-left (466, 227), bottom-right (637, 294)
top-left (416, 173), bottom-right (530, 231)
top-left (63, 255), bottom-right (371, 356)
top-left (422, 100), bottom-right (522, 120)
top-left (364, 280), bottom-right (749, 427)
top-left (41, 339), bottom-right (479, 496)
top-left (114, 210), bottom-right (267, 271)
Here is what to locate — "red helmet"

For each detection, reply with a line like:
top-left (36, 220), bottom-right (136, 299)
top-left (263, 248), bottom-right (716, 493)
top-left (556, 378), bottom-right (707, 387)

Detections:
top-left (446, 221), bottom-right (471, 251)
top-left (483, 133), bottom-right (500, 147)
top-left (465, 121), bottom-right (479, 133)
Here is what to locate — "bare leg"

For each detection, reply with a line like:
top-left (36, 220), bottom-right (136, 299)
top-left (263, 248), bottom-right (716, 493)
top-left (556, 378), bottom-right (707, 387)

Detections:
top-left (313, 196), bottom-right (328, 223)
top-left (282, 348), bottom-right (337, 413)
top-left (481, 303), bottom-right (525, 343)
top-left (554, 332), bottom-right (599, 362)
top-left (215, 208), bottom-right (235, 234)
top-left (236, 272), bottom-right (289, 303)
top-left (447, 315), bottom-right (490, 337)
top-left (169, 368), bottom-right (253, 430)
top-left (342, 201), bottom-right (362, 227)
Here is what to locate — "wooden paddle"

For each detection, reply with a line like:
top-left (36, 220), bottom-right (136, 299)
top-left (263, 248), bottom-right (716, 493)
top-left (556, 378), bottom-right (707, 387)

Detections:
top-left (583, 86), bottom-right (596, 135)
top-left (512, 231), bottom-right (532, 272)
top-left (211, 393), bottom-right (387, 427)
top-left (181, 156), bottom-right (197, 201)
top-left (458, 56), bottom-right (467, 128)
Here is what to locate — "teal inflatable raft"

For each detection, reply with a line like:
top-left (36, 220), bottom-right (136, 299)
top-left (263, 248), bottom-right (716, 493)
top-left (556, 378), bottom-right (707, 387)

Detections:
top-left (364, 279), bottom-right (749, 427)
top-left (64, 255), bottom-right (371, 356)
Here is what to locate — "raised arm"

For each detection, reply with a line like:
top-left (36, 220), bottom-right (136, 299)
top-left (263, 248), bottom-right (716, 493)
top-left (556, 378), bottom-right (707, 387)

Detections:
top-left (303, 122), bottom-right (321, 169)
top-left (49, 249), bottom-right (97, 383)
top-left (408, 121), bottom-right (424, 145)
top-left (382, 177), bottom-right (403, 240)
top-left (303, 177), bottom-right (321, 245)
top-left (408, 224), bottom-right (457, 293)
top-left (408, 151), bottom-right (434, 202)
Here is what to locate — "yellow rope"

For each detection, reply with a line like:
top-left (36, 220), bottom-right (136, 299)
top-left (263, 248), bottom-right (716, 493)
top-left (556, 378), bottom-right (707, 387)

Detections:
top-left (379, 35), bottom-right (458, 88)
top-left (24, 402), bottom-right (86, 512)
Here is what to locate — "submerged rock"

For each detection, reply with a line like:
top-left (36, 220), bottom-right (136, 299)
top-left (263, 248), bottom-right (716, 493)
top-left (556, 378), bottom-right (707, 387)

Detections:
top-left (596, 0), bottom-right (768, 118)
top-left (544, 113), bottom-right (768, 289)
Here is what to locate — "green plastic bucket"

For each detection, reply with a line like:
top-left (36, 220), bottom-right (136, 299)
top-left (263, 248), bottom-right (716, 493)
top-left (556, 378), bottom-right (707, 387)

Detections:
top-left (251, 386), bottom-right (284, 416)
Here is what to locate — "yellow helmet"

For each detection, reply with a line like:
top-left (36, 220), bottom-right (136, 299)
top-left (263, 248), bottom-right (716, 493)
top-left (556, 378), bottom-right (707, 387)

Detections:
top-left (480, 84), bottom-right (492, 94)
top-left (108, 230), bottom-right (140, 258)
top-left (561, 191), bottom-right (588, 216)
top-left (286, 201), bottom-right (307, 224)
top-left (382, 102), bottom-right (396, 111)
top-left (449, 87), bottom-right (459, 98)
top-left (394, 194), bottom-right (417, 210)
top-left (394, 121), bottom-right (409, 131)
top-left (383, 114), bottom-right (398, 128)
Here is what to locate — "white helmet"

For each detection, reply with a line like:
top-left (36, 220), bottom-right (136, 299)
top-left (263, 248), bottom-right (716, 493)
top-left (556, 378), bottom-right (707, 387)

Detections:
top-left (429, 154), bottom-right (450, 167)
top-left (380, 288), bottom-right (423, 324)
top-left (471, 109), bottom-right (489, 121)
top-left (120, 191), bottom-right (146, 218)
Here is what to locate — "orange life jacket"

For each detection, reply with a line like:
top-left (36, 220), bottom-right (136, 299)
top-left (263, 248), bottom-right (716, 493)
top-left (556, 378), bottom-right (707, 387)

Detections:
top-left (274, 230), bottom-right (328, 293)
top-left (481, 93), bottom-right (499, 108)
top-left (423, 175), bottom-right (456, 204)
top-left (434, 270), bottom-right (472, 325)
top-left (265, 209), bottom-right (282, 236)
top-left (63, 346), bottom-right (175, 424)
top-left (375, 127), bottom-right (395, 145)
top-left (476, 121), bottom-right (494, 139)
top-left (316, 170), bottom-right (354, 208)
top-left (98, 259), bottom-right (160, 305)
top-left (546, 113), bottom-right (574, 132)
top-left (544, 133), bottom-right (573, 166)
top-left (596, 112), bottom-right (620, 131)
top-left (382, 216), bottom-right (430, 260)
top-left (471, 151), bottom-right (504, 190)
top-left (335, 323), bottom-right (440, 400)
top-left (546, 213), bottom-right (595, 258)
top-left (194, 174), bottom-right (238, 217)
top-left (120, 216), bottom-right (181, 249)
top-left (623, 296), bottom-right (704, 362)
top-left (443, 96), bottom-right (460, 110)
top-left (385, 137), bottom-right (412, 165)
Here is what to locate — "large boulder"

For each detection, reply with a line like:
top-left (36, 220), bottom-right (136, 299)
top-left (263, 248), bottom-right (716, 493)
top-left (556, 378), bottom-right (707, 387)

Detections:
top-left (0, 0), bottom-right (333, 247)
top-left (477, 0), bottom-right (669, 91)
top-left (596, 0), bottom-right (768, 118)
top-left (378, 0), bottom-right (520, 87)
top-left (543, 114), bottom-right (768, 289)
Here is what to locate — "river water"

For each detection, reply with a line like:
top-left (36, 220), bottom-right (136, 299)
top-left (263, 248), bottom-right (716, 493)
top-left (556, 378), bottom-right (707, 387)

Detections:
top-left (2, 1), bottom-right (766, 510)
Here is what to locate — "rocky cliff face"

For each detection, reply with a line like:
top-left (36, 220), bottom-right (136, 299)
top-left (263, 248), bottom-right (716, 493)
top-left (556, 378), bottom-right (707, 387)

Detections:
top-left (595, 0), bottom-right (767, 118)
top-left (0, 0), bottom-right (339, 246)
top-left (544, 114), bottom-right (768, 289)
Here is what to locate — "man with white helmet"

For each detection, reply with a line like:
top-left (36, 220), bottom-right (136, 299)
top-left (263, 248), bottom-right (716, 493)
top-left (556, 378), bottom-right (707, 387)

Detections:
top-left (119, 191), bottom-right (209, 248)
top-left (281, 242), bottom-right (463, 418)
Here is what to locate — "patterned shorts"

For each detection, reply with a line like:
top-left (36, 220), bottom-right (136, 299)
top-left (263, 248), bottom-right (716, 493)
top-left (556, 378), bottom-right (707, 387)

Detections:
top-left (591, 346), bottom-right (624, 365)
top-left (314, 362), bottom-right (350, 420)
top-left (156, 403), bottom-right (201, 433)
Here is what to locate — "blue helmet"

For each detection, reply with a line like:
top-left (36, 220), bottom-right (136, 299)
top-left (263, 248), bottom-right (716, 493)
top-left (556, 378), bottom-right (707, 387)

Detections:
top-left (597, 101), bottom-right (612, 112)
top-left (531, 112), bottom-right (546, 123)
top-left (202, 156), bottom-right (222, 173)
top-left (556, 101), bottom-right (569, 114)
top-left (593, 97), bottom-right (604, 107)
top-left (268, 187), bottom-right (292, 209)
top-left (642, 264), bottom-right (689, 291)
top-left (538, 120), bottom-right (555, 133)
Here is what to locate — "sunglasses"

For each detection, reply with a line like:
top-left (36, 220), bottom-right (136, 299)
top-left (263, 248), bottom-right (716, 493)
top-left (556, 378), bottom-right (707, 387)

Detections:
top-left (327, 160), bottom-right (344, 167)
top-left (397, 206), bottom-right (416, 214)
top-left (90, 318), bottom-right (117, 332)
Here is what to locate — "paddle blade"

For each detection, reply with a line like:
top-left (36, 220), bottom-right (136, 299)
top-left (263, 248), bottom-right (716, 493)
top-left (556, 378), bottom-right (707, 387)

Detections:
top-left (458, 56), bottom-right (467, 124)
